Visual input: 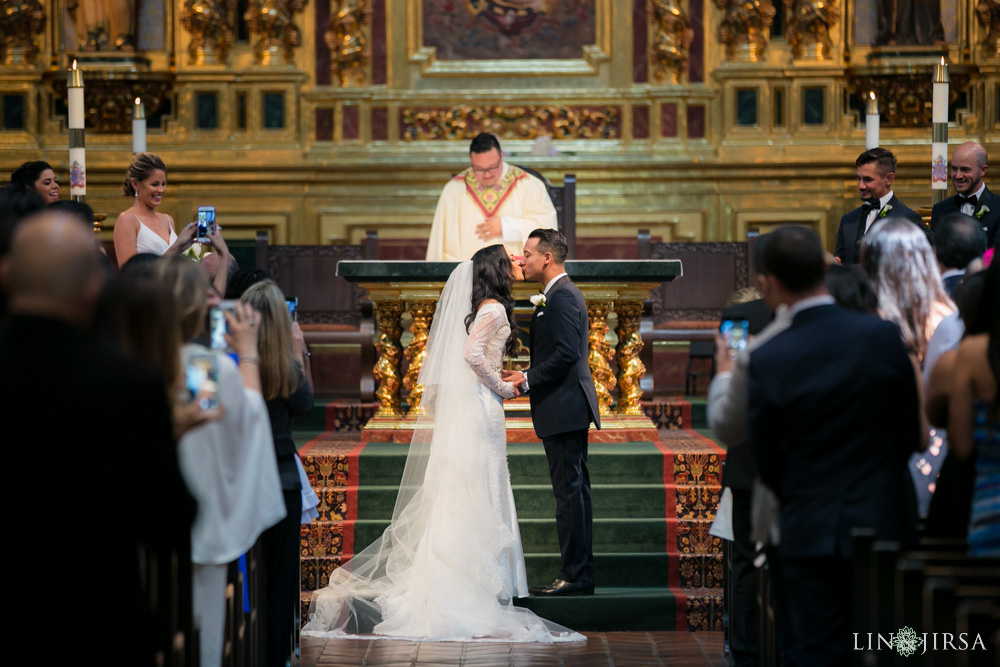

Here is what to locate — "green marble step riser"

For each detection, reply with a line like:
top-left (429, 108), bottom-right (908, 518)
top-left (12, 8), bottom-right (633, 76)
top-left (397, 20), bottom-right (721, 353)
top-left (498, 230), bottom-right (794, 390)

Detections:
top-left (298, 552), bottom-right (722, 592)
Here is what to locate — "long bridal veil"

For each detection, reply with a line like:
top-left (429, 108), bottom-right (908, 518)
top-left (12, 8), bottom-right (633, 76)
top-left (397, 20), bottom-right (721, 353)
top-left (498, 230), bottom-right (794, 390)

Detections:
top-left (301, 261), bottom-right (584, 642)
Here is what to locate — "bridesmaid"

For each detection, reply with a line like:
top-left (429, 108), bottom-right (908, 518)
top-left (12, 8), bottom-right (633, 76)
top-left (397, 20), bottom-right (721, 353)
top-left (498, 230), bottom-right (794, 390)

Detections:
top-left (113, 152), bottom-right (195, 267)
top-left (10, 161), bottom-right (59, 202)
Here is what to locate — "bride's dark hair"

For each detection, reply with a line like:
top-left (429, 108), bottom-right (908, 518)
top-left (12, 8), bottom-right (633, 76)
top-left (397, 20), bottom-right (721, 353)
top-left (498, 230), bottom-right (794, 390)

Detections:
top-left (465, 244), bottom-right (519, 355)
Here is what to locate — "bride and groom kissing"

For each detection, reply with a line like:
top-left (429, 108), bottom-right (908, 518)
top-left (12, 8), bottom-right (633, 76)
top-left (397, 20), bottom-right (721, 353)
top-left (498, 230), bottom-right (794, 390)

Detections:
top-left (302, 228), bottom-right (601, 642)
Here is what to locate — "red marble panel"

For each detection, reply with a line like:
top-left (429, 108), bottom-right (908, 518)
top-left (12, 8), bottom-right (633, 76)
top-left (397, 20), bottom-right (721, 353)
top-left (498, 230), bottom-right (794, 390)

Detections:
top-left (314, 0), bottom-right (330, 86)
top-left (688, 105), bottom-right (706, 139)
top-left (633, 105), bottom-right (650, 139)
top-left (633, 0), bottom-right (648, 83)
top-left (372, 0), bottom-right (386, 85)
top-left (371, 107), bottom-right (388, 141)
top-left (662, 103), bottom-right (678, 138)
top-left (689, 0), bottom-right (704, 83)
top-left (315, 108), bottom-right (333, 142)
top-left (342, 105), bottom-right (359, 140)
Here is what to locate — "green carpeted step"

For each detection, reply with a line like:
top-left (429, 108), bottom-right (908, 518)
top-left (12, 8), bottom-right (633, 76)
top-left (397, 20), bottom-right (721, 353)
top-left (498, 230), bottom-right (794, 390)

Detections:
top-left (512, 587), bottom-right (677, 632)
top-left (523, 553), bottom-right (672, 587)
top-left (688, 397), bottom-right (708, 431)
top-left (352, 483), bottom-right (667, 521)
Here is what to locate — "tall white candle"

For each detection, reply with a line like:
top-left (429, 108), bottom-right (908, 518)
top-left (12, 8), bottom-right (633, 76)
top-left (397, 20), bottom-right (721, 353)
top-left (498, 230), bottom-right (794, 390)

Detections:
top-left (67, 60), bottom-right (86, 198)
top-left (932, 57), bottom-right (949, 199)
top-left (132, 98), bottom-right (146, 154)
top-left (865, 92), bottom-right (879, 150)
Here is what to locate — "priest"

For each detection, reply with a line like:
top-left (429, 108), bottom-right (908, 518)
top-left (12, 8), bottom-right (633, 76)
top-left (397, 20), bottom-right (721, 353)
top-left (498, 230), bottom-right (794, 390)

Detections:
top-left (425, 133), bottom-right (557, 261)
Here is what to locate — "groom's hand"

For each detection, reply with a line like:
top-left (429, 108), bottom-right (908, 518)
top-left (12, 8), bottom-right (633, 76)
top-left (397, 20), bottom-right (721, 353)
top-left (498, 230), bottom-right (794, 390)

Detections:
top-left (502, 369), bottom-right (526, 390)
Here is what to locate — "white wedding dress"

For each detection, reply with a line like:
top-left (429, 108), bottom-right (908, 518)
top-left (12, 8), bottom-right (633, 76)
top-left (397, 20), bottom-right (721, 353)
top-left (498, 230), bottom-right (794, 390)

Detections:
top-left (301, 261), bottom-right (584, 643)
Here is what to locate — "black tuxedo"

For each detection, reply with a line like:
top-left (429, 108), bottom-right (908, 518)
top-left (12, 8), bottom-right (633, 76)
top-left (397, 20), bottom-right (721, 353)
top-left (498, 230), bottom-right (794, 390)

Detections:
top-left (526, 275), bottom-right (600, 586)
top-left (833, 195), bottom-right (923, 265)
top-left (748, 304), bottom-right (920, 664)
top-left (930, 186), bottom-right (1000, 247)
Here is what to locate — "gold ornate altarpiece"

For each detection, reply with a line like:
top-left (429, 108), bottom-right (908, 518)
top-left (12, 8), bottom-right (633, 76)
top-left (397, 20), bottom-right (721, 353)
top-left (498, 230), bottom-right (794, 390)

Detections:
top-left (0, 0), bottom-right (998, 251)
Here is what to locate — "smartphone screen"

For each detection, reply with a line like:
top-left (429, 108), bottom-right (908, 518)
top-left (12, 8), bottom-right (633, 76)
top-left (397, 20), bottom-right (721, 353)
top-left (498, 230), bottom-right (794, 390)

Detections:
top-left (196, 206), bottom-right (216, 242)
top-left (720, 319), bottom-right (750, 355)
top-left (186, 354), bottom-right (219, 410)
top-left (209, 300), bottom-right (237, 350)
top-left (286, 297), bottom-right (298, 322)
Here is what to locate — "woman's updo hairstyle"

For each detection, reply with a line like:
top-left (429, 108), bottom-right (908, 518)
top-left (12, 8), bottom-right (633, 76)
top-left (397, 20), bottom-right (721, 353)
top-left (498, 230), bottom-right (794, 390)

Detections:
top-left (122, 152), bottom-right (167, 197)
top-left (10, 161), bottom-right (52, 192)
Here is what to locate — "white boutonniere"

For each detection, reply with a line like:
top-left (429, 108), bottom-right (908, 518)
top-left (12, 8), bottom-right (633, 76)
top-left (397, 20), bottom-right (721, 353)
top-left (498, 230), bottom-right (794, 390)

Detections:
top-left (183, 243), bottom-right (205, 261)
top-left (877, 204), bottom-right (893, 219)
top-left (529, 293), bottom-right (546, 309)
top-left (976, 205), bottom-right (990, 220)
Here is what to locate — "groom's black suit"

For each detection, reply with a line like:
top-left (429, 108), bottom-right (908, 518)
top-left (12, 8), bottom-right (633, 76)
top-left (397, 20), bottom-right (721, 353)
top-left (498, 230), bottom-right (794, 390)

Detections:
top-left (526, 274), bottom-right (601, 587)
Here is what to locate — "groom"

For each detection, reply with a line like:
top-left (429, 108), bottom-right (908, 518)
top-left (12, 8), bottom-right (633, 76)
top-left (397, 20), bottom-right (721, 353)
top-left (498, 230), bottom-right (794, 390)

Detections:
top-left (503, 228), bottom-right (601, 596)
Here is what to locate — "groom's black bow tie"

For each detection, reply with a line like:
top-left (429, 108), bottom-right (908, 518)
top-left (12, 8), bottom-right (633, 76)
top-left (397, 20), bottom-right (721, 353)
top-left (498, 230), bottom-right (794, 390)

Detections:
top-left (956, 194), bottom-right (978, 209)
top-left (863, 201), bottom-right (880, 214)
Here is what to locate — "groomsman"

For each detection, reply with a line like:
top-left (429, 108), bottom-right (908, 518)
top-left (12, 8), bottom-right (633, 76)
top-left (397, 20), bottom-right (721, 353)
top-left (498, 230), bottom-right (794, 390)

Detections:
top-left (930, 141), bottom-right (999, 247)
top-left (834, 147), bottom-right (923, 265)
top-left (504, 228), bottom-right (601, 596)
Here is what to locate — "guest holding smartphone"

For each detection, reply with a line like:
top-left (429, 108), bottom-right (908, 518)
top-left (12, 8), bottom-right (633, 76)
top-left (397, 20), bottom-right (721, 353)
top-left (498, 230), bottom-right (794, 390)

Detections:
top-left (240, 280), bottom-right (314, 667)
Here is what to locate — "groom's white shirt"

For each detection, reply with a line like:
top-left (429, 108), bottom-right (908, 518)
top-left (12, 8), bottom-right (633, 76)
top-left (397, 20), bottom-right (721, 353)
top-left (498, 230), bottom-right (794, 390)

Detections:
top-left (523, 272), bottom-right (569, 392)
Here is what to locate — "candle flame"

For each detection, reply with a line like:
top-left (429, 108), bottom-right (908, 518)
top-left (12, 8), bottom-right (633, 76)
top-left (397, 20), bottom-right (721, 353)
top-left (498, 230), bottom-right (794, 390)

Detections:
top-left (72, 59), bottom-right (77, 70)
top-left (940, 56), bottom-right (946, 65)
top-left (135, 97), bottom-right (141, 105)
top-left (869, 91), bottom-right (876, 101)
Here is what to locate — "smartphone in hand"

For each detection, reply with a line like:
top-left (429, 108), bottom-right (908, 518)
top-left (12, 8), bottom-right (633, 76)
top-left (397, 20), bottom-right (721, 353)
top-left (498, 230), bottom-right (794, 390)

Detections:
top-left (720, 319), bottom-right (750, 358)
top-left (186, 354), bottom-right (220, 410)
top-left (209, 300), bottom-right (238, 350)
top-left (196, 206), bottom-right (216, 243)
top-left (286, 297), bottom-right (298, 322)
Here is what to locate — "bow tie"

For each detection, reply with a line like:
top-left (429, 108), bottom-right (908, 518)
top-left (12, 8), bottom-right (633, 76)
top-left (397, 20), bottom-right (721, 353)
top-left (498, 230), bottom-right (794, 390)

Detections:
top-left (956, 194), bottom-right (978, 209)
top-left (864, 201), bottom-right (881, 214)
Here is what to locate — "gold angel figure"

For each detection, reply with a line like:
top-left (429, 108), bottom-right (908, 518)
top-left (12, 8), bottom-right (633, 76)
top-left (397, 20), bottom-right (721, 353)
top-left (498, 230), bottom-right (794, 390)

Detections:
top-left (180, 0), bottom-right (237, 65)
top-left (0, 0), bottom-right (45, 64)
top-left (244, 0), bottom-right (307, 65)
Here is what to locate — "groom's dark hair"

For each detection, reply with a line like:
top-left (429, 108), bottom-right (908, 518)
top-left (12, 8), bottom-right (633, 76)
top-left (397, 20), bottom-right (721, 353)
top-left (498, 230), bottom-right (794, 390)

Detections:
top-left (528, 228), bottom-right (568, 264)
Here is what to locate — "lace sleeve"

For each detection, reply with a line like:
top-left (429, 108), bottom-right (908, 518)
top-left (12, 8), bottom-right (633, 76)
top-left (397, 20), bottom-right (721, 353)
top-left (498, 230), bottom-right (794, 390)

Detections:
top-left (463, 302), bottom-right (517, 399)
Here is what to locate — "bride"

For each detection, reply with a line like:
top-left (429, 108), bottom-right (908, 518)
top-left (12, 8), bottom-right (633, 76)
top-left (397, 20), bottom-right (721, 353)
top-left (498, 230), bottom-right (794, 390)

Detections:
top-left (302, 244), bottom-right (584, 643)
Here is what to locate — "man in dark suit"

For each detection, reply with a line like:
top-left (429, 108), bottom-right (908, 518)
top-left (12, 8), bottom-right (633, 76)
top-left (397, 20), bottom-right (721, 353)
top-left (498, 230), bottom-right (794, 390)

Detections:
top-left (930, 141), bottom-right (999, 247)
top-left (749, 226), bottom-right (921, 666)
top-left (504, 228), bottom-right (601, 596)
top-left (834, 147), bottom-right (923, 265)
top-left (0, 211), bottom-right (195, 665)
top-left (933, 212), bottom-right (988, 298)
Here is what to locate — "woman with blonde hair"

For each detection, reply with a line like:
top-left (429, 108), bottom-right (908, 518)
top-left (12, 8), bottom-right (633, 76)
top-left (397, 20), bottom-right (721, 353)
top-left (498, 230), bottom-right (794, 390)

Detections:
top-left (240, 279), bottom-right (314, 666)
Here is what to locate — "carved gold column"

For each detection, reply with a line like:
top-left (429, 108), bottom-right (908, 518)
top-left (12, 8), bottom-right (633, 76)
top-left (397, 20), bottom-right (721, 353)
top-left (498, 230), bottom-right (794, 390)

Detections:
top-left (403, 300), bottom-right (436, 417)
top-left (979, 0), bottom-right (1000, 59)
top-left (714, 0), bottom-right (776, 62)
top-left (244, 0), bottom-right (308, 65)
top-left (0, 0), bottom-right (44, 65)
top-left (587, 301), bottom-right (617, 416)
top-left (614, 301), bottom-right (646, 416)
top-left (373, 300), bottom-right (404, 418)
top-left (180, 0), bottom-right (238, 65)
top-left (650, 0), bottom-right (694, 84)
top-left (784, 0), bottom-right (839, 60)
top-left (327, 0), bottom-right (371, 87)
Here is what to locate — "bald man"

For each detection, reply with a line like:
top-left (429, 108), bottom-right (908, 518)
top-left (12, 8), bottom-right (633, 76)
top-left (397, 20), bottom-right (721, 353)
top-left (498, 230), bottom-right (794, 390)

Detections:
top-left (0, 211), bottom-right (195, 665)
top-left (931, 142), bottom-right (999, 247)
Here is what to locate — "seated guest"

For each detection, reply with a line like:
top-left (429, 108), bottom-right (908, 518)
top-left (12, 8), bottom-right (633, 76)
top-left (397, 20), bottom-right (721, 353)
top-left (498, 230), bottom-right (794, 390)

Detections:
top-left (749, 225), bottom-right (921, 666)
top-left (933, 212), bottom-right (988, 298)
top-left (931, 141), bottom-right (999, 247)
top-left (946, 260), bottom-right (1000, 556)
top-left (240, 280), bottom-right (314, 667)
top-left (113, 153), bottom-right (196, 267)
top-left (426, 132), bottom-right (557, 261)
top-left (9, 160), bottom-right (59, 202)
top-left (834, 147), bottom-right (923, 265)
top-left (154, 255), bottom-right (286, 667)
top-left (0, 210), bottom-right (195, 665)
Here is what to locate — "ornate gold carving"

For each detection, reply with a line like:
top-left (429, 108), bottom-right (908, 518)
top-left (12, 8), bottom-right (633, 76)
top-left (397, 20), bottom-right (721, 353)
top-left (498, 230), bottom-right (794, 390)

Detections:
top-left (402, 105), bottom-right (620, 141)
top-left (714, 0), bottom-right (776, 62)
top-left (850, 70), bottom-right (971, 127)
top-left (373, 300), bottom-right (405, 417)
top-left (614, 300), bottom-right (646, 416)
top-left (402, 300), bottom-right (436, 417)
top-left (0, 0), bottom-right (44, 65)
top-left (978, 0), bottom-right (1000, 58)
top-left (784, 0), bottom-right (839, 60)
top-left (327, 0), bottom-right (370, 87)
top-left (650, 0), bottom-right (694, 84)
top-left (180, 0), bottom-right (238, 65)
top-left (587, 301), bottom-right (616, 417)
top-left (244, 0), bottom-right (307, 66)
top-left (51, 74), bottom-right (172, 134)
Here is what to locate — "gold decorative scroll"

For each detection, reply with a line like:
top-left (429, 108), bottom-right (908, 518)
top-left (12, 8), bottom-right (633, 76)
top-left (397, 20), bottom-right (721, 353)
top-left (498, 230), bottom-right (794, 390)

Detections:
top-left (614, 301), bottom-right (646, 416)
top-left (180, 0), bottom-right (238, 65)
top-left (978, 0), bottom-right (1000, 58)
top-left (0, 0), bottom-right (44, 65)
top-left (784, 0), bottom-right (839, 61)
top-left (714, 0), bottom-right (776, 62)
top-left (327, 0), bottom-right (370, 87)
top-left (586, 301), bottom-right (616, 416)
top-left (244, 0), bottom-right (308, 65)
top-left (373, 300), bottom-right (405, 417)
top-left (51, 75), bottom-right (173, 134)
top-left (402, 105), bottom-right (620, 141)
top-left (650, 0), bottom-right (694, 84)
top-left (850, 72), bottom-right (971, 127)
top-left (402, 300), bottom-right (436, 416)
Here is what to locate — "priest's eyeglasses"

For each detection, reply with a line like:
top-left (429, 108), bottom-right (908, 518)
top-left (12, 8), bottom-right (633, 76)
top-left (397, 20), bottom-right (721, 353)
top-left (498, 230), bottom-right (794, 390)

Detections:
top-left (472, 162), bottom-right (502, 176)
